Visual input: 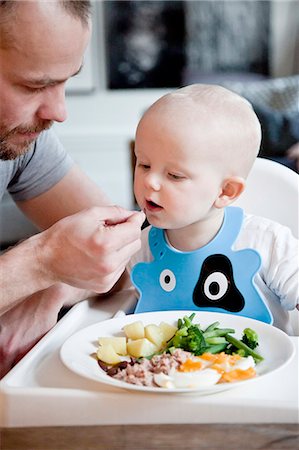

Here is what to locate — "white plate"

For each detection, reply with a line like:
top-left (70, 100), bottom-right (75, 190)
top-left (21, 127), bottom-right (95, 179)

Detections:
top-left (60, 311), bottom-right (295, 394)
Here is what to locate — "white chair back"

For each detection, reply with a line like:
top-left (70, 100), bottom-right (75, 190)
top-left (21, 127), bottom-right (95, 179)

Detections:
top-left (235, 157), bottom-right (298, 238)
top-left (234, 157), bottom-right (298, 334)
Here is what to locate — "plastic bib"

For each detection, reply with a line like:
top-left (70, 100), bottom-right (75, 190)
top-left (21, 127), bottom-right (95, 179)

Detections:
top-left (131, 206), bottom-right (273, 324)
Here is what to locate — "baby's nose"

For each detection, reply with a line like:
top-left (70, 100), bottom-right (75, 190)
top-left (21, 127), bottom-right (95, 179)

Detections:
top-left (145, 172), bottom-right (161, 191)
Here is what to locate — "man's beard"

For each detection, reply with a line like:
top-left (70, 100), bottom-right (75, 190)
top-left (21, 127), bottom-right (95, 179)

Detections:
top-left (0, 120), bottom-right (53, 160)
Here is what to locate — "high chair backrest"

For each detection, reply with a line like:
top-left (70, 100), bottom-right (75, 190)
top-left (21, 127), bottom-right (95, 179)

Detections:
top-left (234, 157), bottom-right (298, 238)
top-left (234, 157), bottom-right (299, 335)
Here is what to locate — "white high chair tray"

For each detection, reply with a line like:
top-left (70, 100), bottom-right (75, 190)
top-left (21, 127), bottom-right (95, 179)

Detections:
top-left (0, 291), bottom-right (298, 428)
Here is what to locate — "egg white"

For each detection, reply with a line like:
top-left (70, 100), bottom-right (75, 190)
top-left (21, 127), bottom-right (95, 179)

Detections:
top-left (154, 368), bottom-right (221, 389)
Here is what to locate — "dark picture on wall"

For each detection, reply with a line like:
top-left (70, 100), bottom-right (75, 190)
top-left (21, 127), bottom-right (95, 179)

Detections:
top-left (104, 0), bottom-right (186, 89)
top-left (103, 0), bottom-right (270, 89)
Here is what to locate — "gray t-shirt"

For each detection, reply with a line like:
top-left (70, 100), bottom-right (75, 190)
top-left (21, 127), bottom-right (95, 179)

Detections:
top-left (0, 129), bottom-right (74, 202)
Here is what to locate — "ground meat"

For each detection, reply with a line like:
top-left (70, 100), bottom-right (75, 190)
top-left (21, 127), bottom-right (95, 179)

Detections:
top-left (110, 349), bottom-right (193, 387)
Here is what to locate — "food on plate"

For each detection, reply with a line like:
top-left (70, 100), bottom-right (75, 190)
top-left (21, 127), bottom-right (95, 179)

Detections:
top-left (98, 337), bottom-right (127, 355)
top-left (123, 321), bottom-right (145, 340)
top-left (159, 321), bottom-right (178, 341)
top-left (96, 343), bottom-right (121, 365)
top-left (95, 313), bottom-right (264, 389)
top-left (127, 337), bottom-right (157, 358)
top-left (144, 324), bottom-right (164, 348)
top-left (98, 320), bottom-right (179, 361)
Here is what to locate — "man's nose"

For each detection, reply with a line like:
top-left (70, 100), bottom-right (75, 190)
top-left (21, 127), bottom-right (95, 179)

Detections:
top-left (37, 84), bottom-right (67, 123)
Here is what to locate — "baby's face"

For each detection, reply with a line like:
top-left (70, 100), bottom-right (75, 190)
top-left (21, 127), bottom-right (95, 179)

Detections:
top-left (134, 110), bottom-right (223, 230)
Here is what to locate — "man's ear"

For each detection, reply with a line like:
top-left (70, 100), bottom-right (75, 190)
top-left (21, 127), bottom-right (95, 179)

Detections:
top-left (214, 176), bottom-right (246, 208)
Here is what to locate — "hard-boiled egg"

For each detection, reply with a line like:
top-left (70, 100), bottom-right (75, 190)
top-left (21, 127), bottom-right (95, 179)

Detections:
top-left (154, 367), bottom-right (221, 389)
top-left (153, 353), bottom-right (256, 389)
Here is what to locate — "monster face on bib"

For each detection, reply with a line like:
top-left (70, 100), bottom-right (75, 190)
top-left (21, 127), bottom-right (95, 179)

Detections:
top-left (193, 254), bottom-right (245, 312)
top-left (131, 207), bottom-right (273, 324)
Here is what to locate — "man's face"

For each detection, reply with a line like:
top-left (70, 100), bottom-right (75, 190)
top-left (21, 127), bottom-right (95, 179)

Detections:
top-left (0, 1), bottom-right (90, 160)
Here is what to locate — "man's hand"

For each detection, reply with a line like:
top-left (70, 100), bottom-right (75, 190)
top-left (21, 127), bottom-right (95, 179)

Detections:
top-left (0, 205), bottom-right (144, 313)
top-left (39, 206), bottom-right (145, 293)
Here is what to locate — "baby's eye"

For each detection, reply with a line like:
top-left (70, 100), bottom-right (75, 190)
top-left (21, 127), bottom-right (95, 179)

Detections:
top-left (168, 173), bottom-right (185, 181)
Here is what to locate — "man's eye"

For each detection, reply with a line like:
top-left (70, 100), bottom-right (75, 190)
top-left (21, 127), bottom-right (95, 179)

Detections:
top-left (25, 86), bottom-right (46, 93)
top-left (138, 163), bottom-right (150, 170)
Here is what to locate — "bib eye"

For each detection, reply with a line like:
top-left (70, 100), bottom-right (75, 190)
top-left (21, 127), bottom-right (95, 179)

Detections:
top-left (159, 269), bottom-right (176, 292)
top-left (203, 272), bottom-right (228, 301)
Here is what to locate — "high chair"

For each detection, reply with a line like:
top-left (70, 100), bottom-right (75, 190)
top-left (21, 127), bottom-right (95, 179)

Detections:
top-left (234, 157), bottom-right (298, 238)
top-left (234, 157), bottom-right (299, 334)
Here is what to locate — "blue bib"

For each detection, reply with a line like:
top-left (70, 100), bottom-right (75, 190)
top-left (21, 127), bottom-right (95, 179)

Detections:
top-left (131, 206), bottom-right (273, 324)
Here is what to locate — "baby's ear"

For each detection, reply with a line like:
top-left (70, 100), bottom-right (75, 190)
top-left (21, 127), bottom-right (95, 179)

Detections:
top-left (214, 176), bottom-right (246, 208)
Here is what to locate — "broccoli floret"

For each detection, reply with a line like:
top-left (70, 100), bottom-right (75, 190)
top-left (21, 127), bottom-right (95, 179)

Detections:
top-left (184, 325), bottom-right (206, 354)
top-left (241, 328), bottom-right (259, 350)
top-left (166, 315), bottom-right (207, 355)
top-left (167, 325), bottom-right (206, 354)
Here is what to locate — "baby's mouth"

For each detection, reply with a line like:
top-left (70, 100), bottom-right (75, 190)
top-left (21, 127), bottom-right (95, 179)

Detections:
top-left (145, 199), bottom-right (163, 211)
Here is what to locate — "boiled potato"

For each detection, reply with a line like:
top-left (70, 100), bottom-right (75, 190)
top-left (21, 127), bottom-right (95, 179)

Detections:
top-left (97, 343), bottom-right (121, 364)
top-left (145, 324), bottom-right (164, 349)
top-left (98, 337), bottom-right (127, 355)
top-left (159, 322), bottom-right (178, 342)
top-left (127, 338), bottom-right (157, 358)
top-left (123, 321), bottom-right (144, 340)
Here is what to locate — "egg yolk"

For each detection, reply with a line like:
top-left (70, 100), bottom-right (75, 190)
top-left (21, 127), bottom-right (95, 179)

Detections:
top-left (201, 352), bottom-right (241, 365)
top-left (220, 367), bottom-right (256, 383)
top-left (178, 359), bottom-right (203, 372)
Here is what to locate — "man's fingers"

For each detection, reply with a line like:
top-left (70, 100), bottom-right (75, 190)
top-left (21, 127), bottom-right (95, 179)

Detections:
top-left (96, 205), bottom-right (145, 226)
top-left (96, 211), bottom-right (145, 250)
top-left (93, 240), bottom-right (140, 293)
top-left (104, 210), bottom-right (145, 229)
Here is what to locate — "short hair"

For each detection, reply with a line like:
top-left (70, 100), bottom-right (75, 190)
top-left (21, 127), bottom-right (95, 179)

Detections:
top-left (60, 0), bottom-right (92, 26)
top-left (0, 1), bottom-right (91, 27)
top-left (0, 0), bottom-right (91, 48)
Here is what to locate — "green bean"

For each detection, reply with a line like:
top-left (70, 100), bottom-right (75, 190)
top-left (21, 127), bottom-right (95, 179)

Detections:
top-left (204, 321), bottom-right (220, 333)
top-left (205, 337), bottom-right (228, 345)
top-left (226, 334), bottom-right (264, 362)
top-left (204, 343), bottom-right (228, 354)
top-left (183, 314), bottom-right (195, 328)
top-left (203, 328), bottom-right (235, 338)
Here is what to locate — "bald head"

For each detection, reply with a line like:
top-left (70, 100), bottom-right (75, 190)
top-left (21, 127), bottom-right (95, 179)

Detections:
top-left (140, 84), bottom-right (261, 178)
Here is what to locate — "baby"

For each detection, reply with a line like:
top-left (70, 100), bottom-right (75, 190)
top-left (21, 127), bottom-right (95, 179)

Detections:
top-left (127, 84), bottom-right (298, 334)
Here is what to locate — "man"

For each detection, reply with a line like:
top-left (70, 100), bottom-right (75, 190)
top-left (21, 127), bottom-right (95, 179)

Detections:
top-left (0, 0), bottom-right (144, 377)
